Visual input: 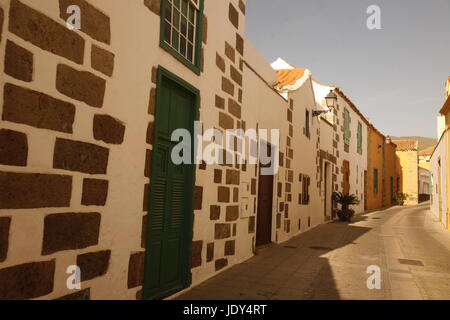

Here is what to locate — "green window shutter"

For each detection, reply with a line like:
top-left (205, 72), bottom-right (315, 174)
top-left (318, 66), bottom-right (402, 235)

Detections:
top-left (344, 109), bottom-right (351, 145)
top-left (144, 67), bottom-right (199, 300)
top-left (357, 122), bottom-right (362, 154)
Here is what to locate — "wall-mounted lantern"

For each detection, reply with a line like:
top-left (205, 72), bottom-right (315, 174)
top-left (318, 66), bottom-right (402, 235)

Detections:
top-left (313, 90), bottom-right (338, 117)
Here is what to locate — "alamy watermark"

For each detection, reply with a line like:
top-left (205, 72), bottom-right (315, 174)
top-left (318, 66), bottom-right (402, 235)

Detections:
top-left (65, 5), bottom-right (382, 33)
top-left (366, 265), bottom-right (381, 290)
top-left (66, 265), bottom-right (81, 290)
top-left (66, 5), bottom-right (81, 30)
top-left (172, 121), bottom-right (280, 175)
top-left (367, 5), bottom-right (382, 30)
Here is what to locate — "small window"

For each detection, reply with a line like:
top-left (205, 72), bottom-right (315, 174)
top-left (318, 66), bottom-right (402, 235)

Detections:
top-left (373, 169), bottom-right (378, 195)
top-left (301, 175), bottom-right (310, 205)
top-left (304, 110), bottom-right (310, 138)
top-left (160, 0), bottom-right (203, 74)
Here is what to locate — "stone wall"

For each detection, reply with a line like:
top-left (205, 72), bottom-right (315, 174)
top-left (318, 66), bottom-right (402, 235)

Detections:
top-left (0, 0), bottom-right (257, 300)
top-left (0, 0), bottom-right (367, 300)
top-left (333, 91), bottom-right (368, 214)
top-left (0, 0), bottom-right (137, 300)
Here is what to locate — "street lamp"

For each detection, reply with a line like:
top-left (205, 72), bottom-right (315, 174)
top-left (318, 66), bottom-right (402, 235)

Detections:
top-left (313, 90), bottom-right (338, 117)
top-left (386, 136), bottom-right (392, 144)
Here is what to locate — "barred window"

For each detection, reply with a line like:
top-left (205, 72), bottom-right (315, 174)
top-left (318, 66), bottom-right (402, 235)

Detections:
top-left (162, 0), bottom-right (201, 64)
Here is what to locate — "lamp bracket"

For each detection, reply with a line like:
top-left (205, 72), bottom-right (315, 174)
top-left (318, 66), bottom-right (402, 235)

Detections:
top-left (312, 110), bottom-right (330, 117)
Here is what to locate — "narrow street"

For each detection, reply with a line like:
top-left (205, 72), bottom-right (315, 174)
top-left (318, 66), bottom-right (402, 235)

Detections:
top-left (1, 0), bottom-right (448, 302)
top-left (176, 203), bottom-right (450, 300)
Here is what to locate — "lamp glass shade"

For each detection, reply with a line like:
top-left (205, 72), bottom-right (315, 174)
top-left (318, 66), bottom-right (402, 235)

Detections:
top-left (325, 90), bottom-right (337, 109)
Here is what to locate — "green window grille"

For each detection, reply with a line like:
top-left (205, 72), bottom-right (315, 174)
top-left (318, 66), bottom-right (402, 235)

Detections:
top-left (160, 0), bottom-right (204, 74)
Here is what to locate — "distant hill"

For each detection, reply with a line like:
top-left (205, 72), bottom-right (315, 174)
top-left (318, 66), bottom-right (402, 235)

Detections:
top-left (391, 136), bottom-right (437, 151)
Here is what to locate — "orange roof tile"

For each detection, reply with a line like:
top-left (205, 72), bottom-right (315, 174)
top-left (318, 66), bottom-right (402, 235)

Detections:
top-left (392, 139), bottom-right (418, 151)
top-left (275, 69), bottom-right (306, 89)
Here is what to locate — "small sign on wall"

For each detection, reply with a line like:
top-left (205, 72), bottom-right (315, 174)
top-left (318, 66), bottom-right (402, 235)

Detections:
top-left (240, 182), bottom-right (250, 197)
top-left (240, 182), bottom-right (250, 218)
top-left (240, 197), bottom-right (251, 218)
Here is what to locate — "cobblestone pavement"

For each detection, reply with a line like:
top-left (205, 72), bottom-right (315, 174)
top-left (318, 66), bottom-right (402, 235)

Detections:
top-left (174, 203), bottom-right (450, 300)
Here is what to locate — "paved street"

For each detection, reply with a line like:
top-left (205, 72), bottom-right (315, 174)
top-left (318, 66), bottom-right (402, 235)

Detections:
top-left (175, 203), bottom-right (450, 300)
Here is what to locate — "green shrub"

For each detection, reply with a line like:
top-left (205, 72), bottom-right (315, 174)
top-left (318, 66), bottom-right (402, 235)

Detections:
top-left (333, 192), bottom-right (359, 222)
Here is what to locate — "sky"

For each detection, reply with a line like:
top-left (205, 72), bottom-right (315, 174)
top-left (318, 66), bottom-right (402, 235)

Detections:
top-left (246, 0), bottom-right (450, 139)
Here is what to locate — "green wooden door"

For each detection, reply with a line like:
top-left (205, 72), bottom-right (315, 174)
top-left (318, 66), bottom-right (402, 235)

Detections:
top-left (143, 67), bottom-right (198, 300)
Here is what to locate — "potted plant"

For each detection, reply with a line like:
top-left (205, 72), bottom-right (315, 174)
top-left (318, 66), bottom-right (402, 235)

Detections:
top-left (332, 192), bottom-right (360, 222)
top-left (396, 193), bottom-right (408, 206)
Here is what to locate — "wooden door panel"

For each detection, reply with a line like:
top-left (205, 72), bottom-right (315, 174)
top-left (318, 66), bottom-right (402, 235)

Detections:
top-left (343, 160), bottom-right (350, 194)
top-left (143, 68), bottom-right (197, 300)
top-left (256, 143), bottom-right (274, 247)
top-left (146, 241), bottom-right (162, 291)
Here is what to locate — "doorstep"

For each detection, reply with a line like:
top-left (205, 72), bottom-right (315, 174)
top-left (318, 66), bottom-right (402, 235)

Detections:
top-left (254, 242), bottom-right (276, 255)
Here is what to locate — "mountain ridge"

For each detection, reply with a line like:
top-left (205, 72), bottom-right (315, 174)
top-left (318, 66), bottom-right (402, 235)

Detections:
top-left (391, 136), bottom-right (437, 151)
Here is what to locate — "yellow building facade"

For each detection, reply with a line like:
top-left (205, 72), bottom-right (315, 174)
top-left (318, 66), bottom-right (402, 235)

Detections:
top-left (366, 126), bottom-right (399, 211)
top-left (393, 140), bottom-right (419, 205)
top-left (384, 138), bottom-right (399, 207)
top-left (366, 126), bottom-right (385, 210)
